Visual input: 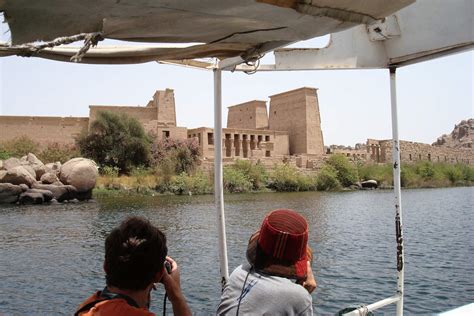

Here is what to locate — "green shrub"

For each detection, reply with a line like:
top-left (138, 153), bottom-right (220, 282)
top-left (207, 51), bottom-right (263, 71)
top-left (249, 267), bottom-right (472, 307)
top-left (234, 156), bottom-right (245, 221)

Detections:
top-left (230, 160), bottom-right (268, 190)
top-left (442, 164), bottom-right (464, 184)
top-left (358, 163), bottom-right (393, 186)
top-left (401, 165), bottom-right (420, 187)
top-left (325, 154), bottom-right (358, 187)
top-left (268, 164), bottom-right (301, 192)
top-left (170, 171), bottom-right (212, 195)
top-left (101, 165), bottom-right (120, 177)
top-left (0, 135), bottom-right (39, 158)
top-left (37, 142), bottom-right (80, 163)
top-left (297, 174), bottom-right (318, 191)
top-left (0, 148), bottom-right (11, 160)
top-left (316, 165), bottom-right (341, 191)
top-left (223, 167), bottom-right (253, 193)
top-left (76, 111), bottom-right (151, 173)
top-left (456, 163), bottom-right (474, 182)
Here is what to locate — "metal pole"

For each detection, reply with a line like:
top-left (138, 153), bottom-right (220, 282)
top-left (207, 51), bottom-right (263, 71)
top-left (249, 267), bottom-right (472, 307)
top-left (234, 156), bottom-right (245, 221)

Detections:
top-left (389, 67), bottom-right (404, 316)
top-left (213, 68), bottom-right (229, 288)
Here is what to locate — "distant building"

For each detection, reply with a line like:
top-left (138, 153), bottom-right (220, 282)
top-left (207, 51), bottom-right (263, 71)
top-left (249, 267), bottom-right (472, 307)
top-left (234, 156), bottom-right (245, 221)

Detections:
top-left (0, 88), bottom-right (471, 166)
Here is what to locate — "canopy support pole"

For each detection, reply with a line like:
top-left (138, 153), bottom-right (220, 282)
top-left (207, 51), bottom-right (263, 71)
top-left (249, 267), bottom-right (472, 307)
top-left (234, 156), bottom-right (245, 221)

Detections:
top-left (389, 67), bottom-right (404, 316)
top-left (213, 68), bottom-right (229, 289)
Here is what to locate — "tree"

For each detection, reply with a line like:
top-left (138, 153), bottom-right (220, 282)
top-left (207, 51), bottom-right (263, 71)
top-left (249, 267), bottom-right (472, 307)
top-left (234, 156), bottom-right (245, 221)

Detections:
top-left (76, 111), bottom-right (151, 173)
top-left (150, 137), bottom-right (201, 174)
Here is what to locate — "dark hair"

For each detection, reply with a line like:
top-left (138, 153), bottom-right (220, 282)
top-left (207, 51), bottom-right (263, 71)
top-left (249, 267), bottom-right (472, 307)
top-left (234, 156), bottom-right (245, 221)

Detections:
top-left (104, 217), bottom-right (167, 290)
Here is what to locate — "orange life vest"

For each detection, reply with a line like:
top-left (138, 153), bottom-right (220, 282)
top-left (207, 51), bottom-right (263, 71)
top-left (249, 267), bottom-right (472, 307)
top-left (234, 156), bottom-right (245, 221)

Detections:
top-left (75, 289), bottom-right (155, 316)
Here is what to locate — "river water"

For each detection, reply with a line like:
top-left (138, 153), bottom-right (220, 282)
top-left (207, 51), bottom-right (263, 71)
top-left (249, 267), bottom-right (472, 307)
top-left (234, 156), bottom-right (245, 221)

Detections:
top-left (0, 187), bottom-right (472, 315)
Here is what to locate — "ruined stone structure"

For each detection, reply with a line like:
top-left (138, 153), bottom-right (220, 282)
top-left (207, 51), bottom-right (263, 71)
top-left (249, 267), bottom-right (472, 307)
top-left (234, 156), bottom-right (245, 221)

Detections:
top-left (89, 89), bottom-right (187, 140)
top-left (1, 87), bottom-right (471, 167)
top-left (367, 139), bottom-right (473, 165)
top-left (329, 137), bottom-right (473, 165)
top-left (0, 87), bottom-right (323, 167)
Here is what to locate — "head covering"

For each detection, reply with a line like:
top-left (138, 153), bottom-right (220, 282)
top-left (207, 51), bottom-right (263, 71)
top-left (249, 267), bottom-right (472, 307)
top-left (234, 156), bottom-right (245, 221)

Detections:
top-left (246, 209), bottom-right (312, 280)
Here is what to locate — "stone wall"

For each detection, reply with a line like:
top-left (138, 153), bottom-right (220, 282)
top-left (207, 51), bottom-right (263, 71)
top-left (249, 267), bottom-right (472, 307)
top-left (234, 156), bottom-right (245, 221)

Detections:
top-left (0, 116), bottom-right (88, 147)
top-left (152, 89), bottom-right (177, 127)
top-left (227, 100), bottom-right (268, 130)
top-left (335, 139), bottom-right (473, 165)
top-left (381, 140), bottom-right (473, 165)
top-left (268, 87), bottom-right (324, 155)
top-left (89, 106), bottom-right (158, 129)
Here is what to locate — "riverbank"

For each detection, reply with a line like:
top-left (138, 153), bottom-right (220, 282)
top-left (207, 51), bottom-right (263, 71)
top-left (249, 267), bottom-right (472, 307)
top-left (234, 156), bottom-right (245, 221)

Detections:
top-left (94, 160), bottom-right (474, 196)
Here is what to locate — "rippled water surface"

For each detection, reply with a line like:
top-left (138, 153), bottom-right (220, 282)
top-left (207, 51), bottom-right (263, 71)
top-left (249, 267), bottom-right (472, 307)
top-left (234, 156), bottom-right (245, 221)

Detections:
top-left (0, 187), bottom-right (473, 315)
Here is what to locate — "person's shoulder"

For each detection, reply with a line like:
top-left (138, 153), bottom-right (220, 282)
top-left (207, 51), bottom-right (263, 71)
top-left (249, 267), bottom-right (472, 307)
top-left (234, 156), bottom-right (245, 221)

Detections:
top-left (77, 298), bottom-right (155, 316)
top-left (270, 276), bottom-right (312, 299)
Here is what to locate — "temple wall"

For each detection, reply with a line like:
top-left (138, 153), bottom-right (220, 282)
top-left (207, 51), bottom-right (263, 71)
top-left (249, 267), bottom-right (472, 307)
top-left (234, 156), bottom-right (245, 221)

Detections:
top-left (381, 140), bottom-right (473, 165)
top-left (337, 139), bottom-right (473, 165)
top-left (227, 100), bottom-right (268, 130)
top-left (154, 89), bottom-right (177, 126)
top-left (0, 116), bottom-right (88, 147)
top-left (268, 87), bottom-right (324, 155)
top-left (89, 106), bottom-right (157, 127)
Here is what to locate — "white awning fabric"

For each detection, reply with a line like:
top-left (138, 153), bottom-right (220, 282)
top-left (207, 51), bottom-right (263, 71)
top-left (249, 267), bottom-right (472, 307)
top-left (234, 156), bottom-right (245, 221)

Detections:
top-left (0, 0), bottom-right (415, 62)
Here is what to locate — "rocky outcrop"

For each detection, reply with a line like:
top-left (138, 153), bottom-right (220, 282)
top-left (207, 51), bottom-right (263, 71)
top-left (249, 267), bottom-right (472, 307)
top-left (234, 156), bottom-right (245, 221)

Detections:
top-left (19, 192), bottom-right (44, 204)
top-left (1, 166), bottom-right (37, 187)
top-left (0, 155), bottom-right (97, 204)
top-left (24, 189), bottom-right (54, 202)
top-left (433, 118), bottom-right (473, 149)
top-left (45, 162), bottom-right (61, 176)
top-left (60, 158), bottom-right (98, 193)
top-left (0, 183), bottom-right (23, 203)
top-left (24, 153), bottom-right (47, 180)
top-left (361, 180), bottom-right (378, 189)
top-left (32, 183), bottom-right (78, 202)
top-left (3, 157), bottom-right (21, 170)
top-left (40, 172), bottom-right (61, 185)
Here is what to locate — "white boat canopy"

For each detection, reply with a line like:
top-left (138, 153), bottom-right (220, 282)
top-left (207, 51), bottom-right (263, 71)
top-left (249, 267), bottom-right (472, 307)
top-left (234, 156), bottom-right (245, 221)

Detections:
top-left (1, 0), bottom-right (415, 63)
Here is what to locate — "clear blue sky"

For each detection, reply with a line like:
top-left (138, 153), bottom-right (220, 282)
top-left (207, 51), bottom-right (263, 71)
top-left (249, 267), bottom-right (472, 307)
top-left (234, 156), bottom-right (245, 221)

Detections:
top-left (0, 21), bottom-right (472, 147)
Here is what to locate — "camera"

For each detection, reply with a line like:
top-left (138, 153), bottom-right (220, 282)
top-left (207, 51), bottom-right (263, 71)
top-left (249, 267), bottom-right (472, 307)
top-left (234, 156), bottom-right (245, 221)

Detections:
top-left (164, 260), bottom-right (172, 274)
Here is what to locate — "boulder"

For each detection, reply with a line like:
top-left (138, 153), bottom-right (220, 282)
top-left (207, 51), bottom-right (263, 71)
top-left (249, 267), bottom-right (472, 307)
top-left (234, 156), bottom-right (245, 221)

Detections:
top-left (1, 166), bottom-right (37, 187)
top-left (25, 153), bottom-right (47, 180)
top-left (17, 153), bottom-right (46, 180)
top-left (0, 183), bottom-right (23, 203)
top-left (45, 162), bottom-right (61, 176)
top-left (361, 180), bottom-right (378, 189)
top-left (26, 188), bottom-right (54, 202)
top-left (40, 172), bottom-right (60, 185)
top-left (19, 184), bottom-right (29, 192)
top-left (76, 190), bottom-right (93, 201)
top-left (0, 170), bottom-right (6, 182)
top-left (32, 183), bottom-right (78, 202)
top-left (28, 164), bottom-right (47, 181)
top-left (21, 165), bottom-right (37, 179)
top-left (19, 192), bottom-right (44, 204)
top-left (60, 158), bottom-right (98, 192)
top-left (3, 157), bottom-right (21, 170)
top-left (26, 153), bottom-right (43, 165)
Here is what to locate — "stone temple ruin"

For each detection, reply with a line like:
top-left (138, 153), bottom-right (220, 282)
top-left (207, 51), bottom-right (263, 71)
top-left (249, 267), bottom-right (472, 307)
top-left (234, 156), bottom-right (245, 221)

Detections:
top-left (0, 88), bottom-right (472, 167)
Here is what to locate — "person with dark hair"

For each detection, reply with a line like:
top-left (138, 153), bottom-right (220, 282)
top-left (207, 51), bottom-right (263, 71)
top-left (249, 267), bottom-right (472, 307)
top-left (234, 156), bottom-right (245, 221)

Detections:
top-left (75, 216), bottom-right (191, 316)
top-left (217, 209), bottom-right (317, 315)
